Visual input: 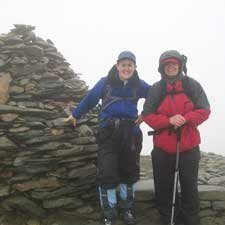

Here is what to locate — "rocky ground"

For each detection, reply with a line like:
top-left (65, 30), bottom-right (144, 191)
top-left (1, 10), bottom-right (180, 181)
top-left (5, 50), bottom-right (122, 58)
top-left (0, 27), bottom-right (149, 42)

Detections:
top-left (0, 152), bottom-right (224, 225)
top-left (0, 206), bottom-right (158, 225)
top-left (140, 151), bottom-right (225, 187)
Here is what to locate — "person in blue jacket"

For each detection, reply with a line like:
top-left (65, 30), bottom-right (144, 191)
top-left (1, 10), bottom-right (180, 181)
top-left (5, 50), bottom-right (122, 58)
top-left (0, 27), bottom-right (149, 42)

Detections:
top-left (65, 51), bottom-right (150, 225)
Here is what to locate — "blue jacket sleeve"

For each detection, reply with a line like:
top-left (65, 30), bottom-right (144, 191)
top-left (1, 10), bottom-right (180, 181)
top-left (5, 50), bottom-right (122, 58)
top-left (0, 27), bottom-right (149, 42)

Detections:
top-left (72, 78), bottom-right (106, 119)
top-left (139, 80), bottom-right (151, 98)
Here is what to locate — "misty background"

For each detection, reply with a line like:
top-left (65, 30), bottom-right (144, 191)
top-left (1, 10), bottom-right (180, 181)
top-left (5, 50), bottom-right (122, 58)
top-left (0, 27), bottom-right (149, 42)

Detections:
top-left (1, 0), bottom-right (225, 155)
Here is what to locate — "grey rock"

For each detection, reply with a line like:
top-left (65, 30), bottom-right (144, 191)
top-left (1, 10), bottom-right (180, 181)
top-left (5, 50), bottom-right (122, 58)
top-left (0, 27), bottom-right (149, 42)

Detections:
top-left (9, 174), bottom-right (35, 183)
top-left (199, 185), bottom-right (225, 200)
top-left (9, 85), bottom-right (25, 94)
top-left (0, 113), bottom-right (19, 122)
top-left (10, 56), bottom-right (28, 64)
top-left (15, 165), bottom-right (50, 174)
top-left (135, 180), bottom-right (155, 201)
top-left (0, 185), bottom-right (10, 197)
top-left (212, 201), bottom-right (225, 210)
top-left (34, 40), bottom-right (55, 49)
top-left (71, 136), bottom-right (96, 145)
top-left (45, 52), bottom-right (65, 60)
top-left (201, 217), bottom-right (225, 225)
top-left (0, 59), bottom-right (6, 67)
top-left (75, 205), bottom-right (95, 214)
top-left (9, 126), bottom-right (30, 133)
top-left (78, 125), bottom-right (94, 136)
top-left (12, 24), bottom-right (35, 34)
top-left (199, 209), bottom-right (218, 218)
top-left (31, 186), bottom-right (77, 200)
top-left (49, 146), bottom-right (84, 157)
top-left (26, 218), bottom-right (41, 225)
top-left (13, 177), bottom-right (60, 192)
top-left (0, 136), bottom-right (17, 150)
top-left (21, 116), bottom-right (47, 123)
top-left (24, 45), bottom-right (43, 57)
top-left (10, 130), bottom-right (44, 141)
top-left (46, 118), bottom-right (67, 127)
top-left (5, 36), bottom-right (23, 45)
top-left (59, 153), bottom-right (97, 163)
top-left (24, 133), bottom-right (76, 145)
top-left (13, 156), bottom-right (30, 166)
top-left (0, 150), bottom-right (9, 157)
top-left (25, 121), bottom-right (46, 128)
top-left (43, 197), bottom-right (83, 209)
top-left (23, 31), bottom-right (36, 42)
top-left (1, 43), bottom-right (25, 50)
top-left (1, 196), bottom-right (46, 217)
top-left (0, 104), bottom-right (54, 117)
top-left (33, 142), bottom-right (73, 151)
top-left (10, 94), bottom-right (33, 100)
top-left (208, 176), bottom-right (225, 186)
top-left (67, 164), bottom-right (96, 178)
top-left (9, 63), bottom-right (47, 77)
top-left (83, 144), bottom-right (98, 152)
top-left (39, 79), bottom-right (63, 89)
top-left (200, 200), bottom-right (211, 209)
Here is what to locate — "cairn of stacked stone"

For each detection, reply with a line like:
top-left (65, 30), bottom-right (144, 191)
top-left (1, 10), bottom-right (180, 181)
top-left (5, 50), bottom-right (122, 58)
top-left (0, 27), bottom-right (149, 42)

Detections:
top-left (0, 24), bottom-right (99, 217)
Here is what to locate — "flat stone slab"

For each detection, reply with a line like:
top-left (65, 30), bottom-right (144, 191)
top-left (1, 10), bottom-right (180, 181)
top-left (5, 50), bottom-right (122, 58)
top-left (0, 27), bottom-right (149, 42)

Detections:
top-left (136, 179), bottom-right (155, 192)
top-left (199, 185), bottom-right (225, 200)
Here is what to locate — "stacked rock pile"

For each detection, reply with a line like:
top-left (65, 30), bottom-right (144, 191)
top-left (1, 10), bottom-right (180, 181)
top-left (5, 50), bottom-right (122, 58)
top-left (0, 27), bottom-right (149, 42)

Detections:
top-left (0, 24), bottom-right (99, 217)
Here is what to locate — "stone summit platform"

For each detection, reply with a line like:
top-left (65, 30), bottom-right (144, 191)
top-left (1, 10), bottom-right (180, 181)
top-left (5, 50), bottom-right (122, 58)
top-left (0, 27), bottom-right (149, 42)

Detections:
top-left (0, 148), bottom-right (225, 225)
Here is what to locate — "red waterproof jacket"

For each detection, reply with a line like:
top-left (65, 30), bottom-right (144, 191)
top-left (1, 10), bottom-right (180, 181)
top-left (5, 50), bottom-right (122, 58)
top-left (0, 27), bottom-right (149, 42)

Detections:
top-left (143, 76), bottom-right (210, 154)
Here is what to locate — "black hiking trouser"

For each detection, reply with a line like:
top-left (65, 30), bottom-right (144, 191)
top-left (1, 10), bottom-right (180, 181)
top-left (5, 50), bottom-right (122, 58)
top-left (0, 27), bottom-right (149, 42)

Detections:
top-left (96, 120), bottom-right (143, 189)
top-left (151, 146), bottom-right (200, 225)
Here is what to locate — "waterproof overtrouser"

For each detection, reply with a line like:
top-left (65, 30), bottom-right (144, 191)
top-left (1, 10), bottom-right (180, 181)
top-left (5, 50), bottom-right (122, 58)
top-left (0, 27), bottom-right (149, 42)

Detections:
top-left (96, 120), bottom-right (142, 219)
top-left (96, 121), bottom-right (142, 189)
top-left (151, 146), bottom-right (200, 225)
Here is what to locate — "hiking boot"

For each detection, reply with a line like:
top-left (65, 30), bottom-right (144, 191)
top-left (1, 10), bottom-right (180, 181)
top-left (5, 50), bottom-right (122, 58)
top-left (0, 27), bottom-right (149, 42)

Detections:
top-left (103, 217), bottom-right (113, 225)
top-left (122, 210), bottom-right (137, 225)
top-left (102, 207), bottom-right (117, 225)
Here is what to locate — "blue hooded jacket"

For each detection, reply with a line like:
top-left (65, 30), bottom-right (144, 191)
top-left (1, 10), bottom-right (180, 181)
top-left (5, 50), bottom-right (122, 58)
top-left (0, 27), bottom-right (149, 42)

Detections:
top-left (72, 65), bottom-right (150, 127)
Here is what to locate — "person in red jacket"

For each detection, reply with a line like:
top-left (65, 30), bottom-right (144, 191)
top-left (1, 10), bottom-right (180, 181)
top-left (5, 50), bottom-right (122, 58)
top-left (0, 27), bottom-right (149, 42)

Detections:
top-left (142, 50), bottom-right (210, 225)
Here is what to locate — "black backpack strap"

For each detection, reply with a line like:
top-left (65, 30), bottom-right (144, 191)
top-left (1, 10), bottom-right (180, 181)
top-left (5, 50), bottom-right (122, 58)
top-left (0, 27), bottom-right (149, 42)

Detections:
top-left (153, 79), bottom-right (167, 110)
top-left (182, 76), bottom-right (195, 104)
top-left (101, 85), bottom-right (138, 112)
top-left (154, 76), bottom-right (195, 111)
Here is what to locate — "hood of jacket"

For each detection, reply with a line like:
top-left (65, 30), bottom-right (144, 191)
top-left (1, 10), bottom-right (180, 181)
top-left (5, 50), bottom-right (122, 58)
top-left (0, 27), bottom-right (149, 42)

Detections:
top-left (105, 65), bottom-right (140, 88)
top-left (158, 50), bottom-right (187, 77)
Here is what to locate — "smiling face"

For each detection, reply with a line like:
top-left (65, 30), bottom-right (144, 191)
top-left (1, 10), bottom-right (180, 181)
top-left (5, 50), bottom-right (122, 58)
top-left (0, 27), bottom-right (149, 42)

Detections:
top-left (116, 59), bottom-right (136, 81)
top-left (163, 61), bottom-right (180, 77)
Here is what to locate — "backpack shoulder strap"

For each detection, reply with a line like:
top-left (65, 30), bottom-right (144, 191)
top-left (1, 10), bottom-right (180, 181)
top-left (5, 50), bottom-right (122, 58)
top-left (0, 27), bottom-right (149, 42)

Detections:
top-left (154, 76), bottom-right (195, 110)
top-left (101, 84), bottom-right (138, 111)
top-left (153, 79), bottom-right (167, 109)
top-left (182, 76), bottom-right (195, 104)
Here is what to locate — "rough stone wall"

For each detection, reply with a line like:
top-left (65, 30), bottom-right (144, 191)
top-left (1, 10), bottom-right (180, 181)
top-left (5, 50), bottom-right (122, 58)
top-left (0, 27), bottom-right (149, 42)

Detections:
top-left (137, 153), bottom-right (225, 225)
top-left (0, 24), bottom-right (99, 217)
top-left (134, 180), bottom-right (225, 225)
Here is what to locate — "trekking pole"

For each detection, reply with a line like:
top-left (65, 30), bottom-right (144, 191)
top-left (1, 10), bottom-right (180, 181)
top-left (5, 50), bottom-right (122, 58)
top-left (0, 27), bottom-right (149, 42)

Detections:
top-left (170, 127), bottom-right (181, 225)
